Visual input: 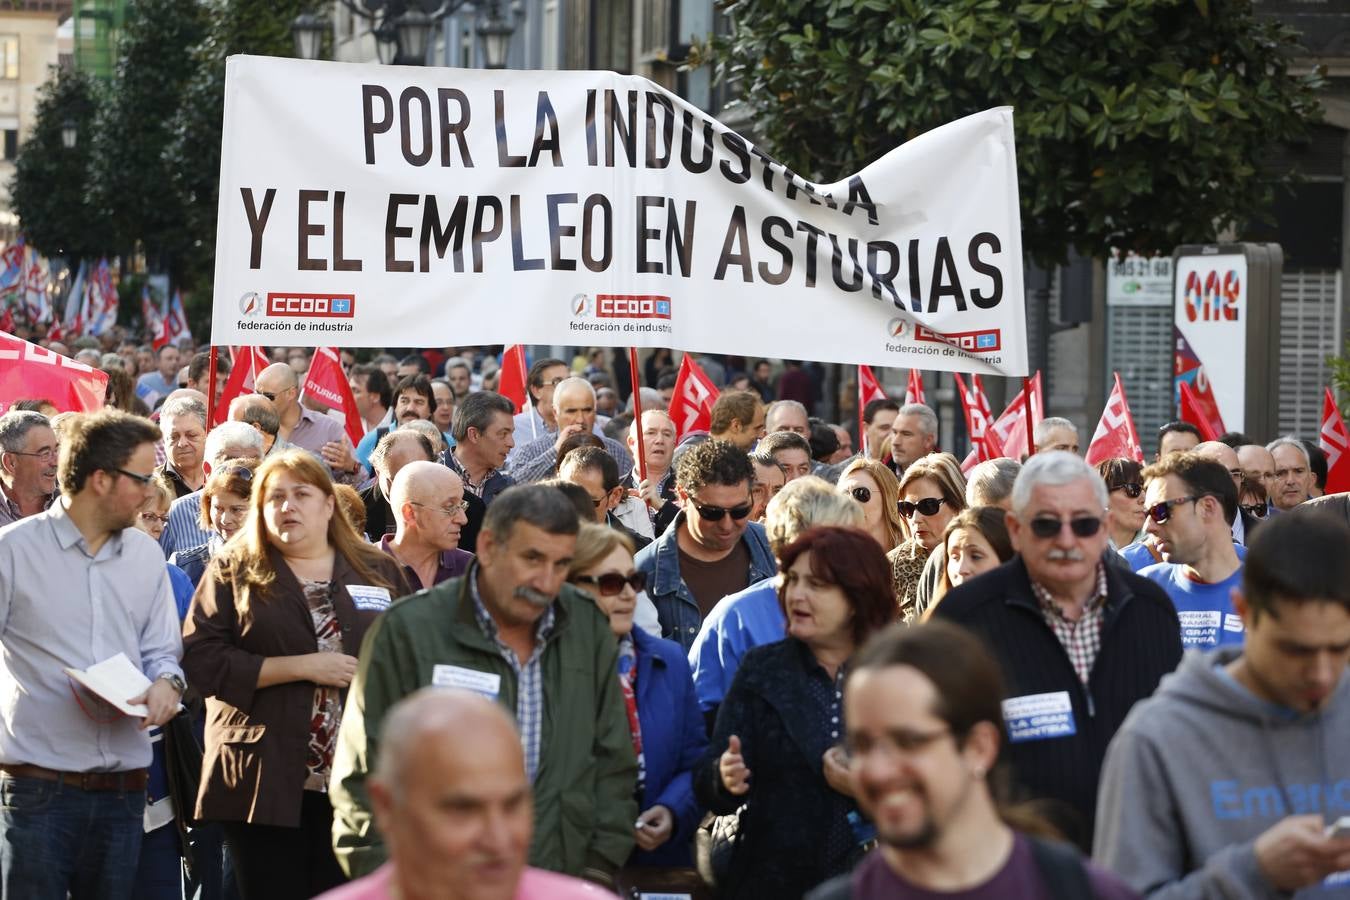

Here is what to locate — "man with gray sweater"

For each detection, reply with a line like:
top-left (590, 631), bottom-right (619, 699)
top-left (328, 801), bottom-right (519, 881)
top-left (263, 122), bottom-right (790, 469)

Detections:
top-left (1094, 511), bottom-right (1350, 898)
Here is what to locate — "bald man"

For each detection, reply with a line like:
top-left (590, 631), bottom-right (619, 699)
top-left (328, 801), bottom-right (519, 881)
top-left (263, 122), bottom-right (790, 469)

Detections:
top-left (1194, 440), bottom-right (1258, 545)
top-left (380, 461), bottom-right (473, 590)
top-left (229, 393), bottom-right (290, 456)
top-left (318, 690), bottom-right (603, 900)
top-left (254, 362), bottom-right (360, 480)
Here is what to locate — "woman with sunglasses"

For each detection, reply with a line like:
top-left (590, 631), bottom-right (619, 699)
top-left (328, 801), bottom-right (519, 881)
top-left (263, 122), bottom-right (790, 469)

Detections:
top-left (170, 458), bottom-right (261, 587)
top-left (565, 524), bottom-right (708, 884)
top-left (182, 450), bottom-right (408, 899)
top-left (836, 458), bottom-right (905, 552)
top-left (925, 506), bottom-right (1015, 619)
top-left (697, 526), bottom-right (895, 900)
top-left (888, 452), bottom-right (967, 621)
top-left (1097, 457), bottom-right (1146, 550)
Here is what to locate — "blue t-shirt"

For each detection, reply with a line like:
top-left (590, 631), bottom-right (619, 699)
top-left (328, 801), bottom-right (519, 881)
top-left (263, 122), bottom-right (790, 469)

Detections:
top-left (1139, 561), bottom-right (1245, 650)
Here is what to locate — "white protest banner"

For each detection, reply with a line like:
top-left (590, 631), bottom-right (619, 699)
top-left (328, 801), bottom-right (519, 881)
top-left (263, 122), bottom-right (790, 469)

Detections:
top-left (212, 56), bottom-right (1028, 375)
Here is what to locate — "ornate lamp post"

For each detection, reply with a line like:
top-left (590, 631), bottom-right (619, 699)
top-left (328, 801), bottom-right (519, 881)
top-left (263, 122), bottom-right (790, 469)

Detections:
top-left (292, 0), bottom-right (519, 67)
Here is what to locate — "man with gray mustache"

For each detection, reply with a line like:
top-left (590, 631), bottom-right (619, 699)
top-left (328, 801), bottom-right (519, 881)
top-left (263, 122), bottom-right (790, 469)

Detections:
top-left (932, 452), bottom-right (1182, 852)
top-left (330, 483), bottom-right (638, 890)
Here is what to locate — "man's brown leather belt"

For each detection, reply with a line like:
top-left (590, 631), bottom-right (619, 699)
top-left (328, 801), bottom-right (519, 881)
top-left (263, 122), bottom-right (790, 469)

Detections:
top-left (0, 763), bottom-right (149, 792)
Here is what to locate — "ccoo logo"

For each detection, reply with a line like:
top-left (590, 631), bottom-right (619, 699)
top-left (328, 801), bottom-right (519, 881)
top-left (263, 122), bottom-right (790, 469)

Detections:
top-left (239, 292), bottom-right (262, 317)
top-left (885, 317), bottom-right (908, 339)
top-left (571, 293), bottom-right (591, 317)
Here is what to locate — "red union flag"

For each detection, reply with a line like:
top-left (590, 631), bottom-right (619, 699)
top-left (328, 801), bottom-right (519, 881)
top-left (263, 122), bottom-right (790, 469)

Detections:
top-left (212, 346), bottom-right (272, 426)
top-left (668, 354), bottom-right (719, 440)
top-left (302, 347), bottom-right (363, 446)
top-left (955, 373), bottom-right (1004, 472)
top-left (905, 370), bottom-right (926, 406)
top-left (1178, 379), bottom-right (1223, 442)
top-left (0, 330), bottom-right (108, 415)
top-left (1085, 372), bottom-right (1145, 465)
top-left (985, 371), bottom-right (1043, 460)
top-left (1320, 387), bottom-right (1350, 494)
top-left (497, 345), bottom-right (529, 413)
top-left (858, 365), bottom-right (887, 455)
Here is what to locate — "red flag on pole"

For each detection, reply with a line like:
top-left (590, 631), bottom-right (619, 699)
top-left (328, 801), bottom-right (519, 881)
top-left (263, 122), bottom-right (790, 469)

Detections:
top-left (984, 371), bottom-right (1043, 460)
top-left (1182, 377), bottom-right (1225, 442)
top-left (1085, 372), bottom-right (1145, 465)
top-left (302, 347), bottom-right (364, 447)
top-left (954, 373), bottom-right (1005, 472)
top-left (858, 365), bottom-right (887, 455)
top-left (1320, 387), bottom-right (1350, 494)
top-left (497, 345), bottom-right (529, 413)
top-left (0, 329), bottom-right (108, 415)
top-left (1178, 379), bottom-right (1223, 442)
top-left (905, 370), bottom-right (926, 406)
top-left (212, 346), bottom-right (270, 426)
top-left (668, 354), bottom-right (719, 440)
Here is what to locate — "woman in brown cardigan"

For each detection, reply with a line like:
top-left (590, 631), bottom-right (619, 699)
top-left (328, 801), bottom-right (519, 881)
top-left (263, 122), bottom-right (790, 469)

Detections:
top-left (182, 449), bottom-right (407, 899)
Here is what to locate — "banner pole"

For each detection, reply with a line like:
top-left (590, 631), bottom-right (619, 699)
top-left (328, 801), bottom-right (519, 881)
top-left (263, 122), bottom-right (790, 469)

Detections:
top-left (1022, 374), bottom-right (1036, 456)
top-left (628, 347), bottom-right (648, 494)
top-left (206, 346), bottom-right (219, 426)
top-left (857, 367), bottom-right (865, 457)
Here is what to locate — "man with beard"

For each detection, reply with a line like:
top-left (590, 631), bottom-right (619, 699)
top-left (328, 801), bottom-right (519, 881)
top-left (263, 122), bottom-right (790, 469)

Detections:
top-left (0, 411), bottom-right (58, 527)
top-left (806, 622), bottom-right (1135, 900)
top-left (0, 410), bottom-right (185, 898)
top-left (331, 484), bottom-right (637, 888)
top-left (931, 452), bottom-right (1182, 850)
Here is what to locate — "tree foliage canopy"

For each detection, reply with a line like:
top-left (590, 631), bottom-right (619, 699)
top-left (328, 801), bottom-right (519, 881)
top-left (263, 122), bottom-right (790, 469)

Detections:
top-left (712, 0), bottom-right (1324, 264)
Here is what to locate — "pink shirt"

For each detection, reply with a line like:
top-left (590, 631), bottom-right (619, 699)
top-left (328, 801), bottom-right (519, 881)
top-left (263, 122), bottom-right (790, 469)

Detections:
top-left (317, 864), bottom-right (617, 900)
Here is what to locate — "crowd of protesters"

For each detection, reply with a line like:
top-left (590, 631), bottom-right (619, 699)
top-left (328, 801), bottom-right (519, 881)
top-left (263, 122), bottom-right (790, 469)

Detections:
top-left (0, 336), bottom-right (1349, 900)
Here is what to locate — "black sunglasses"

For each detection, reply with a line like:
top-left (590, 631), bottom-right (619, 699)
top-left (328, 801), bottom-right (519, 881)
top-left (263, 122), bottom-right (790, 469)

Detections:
top-left (113, 467), bottom-right (156, 486)
top-left (691, 499), bottom-right (753, 522)
top-left (1028, 516), bottom-right (1104, 539)
top-left (1239, 502), bottom-right (1268, 519)
top-left (849, 486), bottom-right (872, 504)
top-left (1110, 482), bottom-right (1143, 499)
top-left (1146, 495), bottom-right (1207, 525)
top-left (256, 390), bottom-right (278, 402)
top-left (573, 571), bottom-right (647, 596)
top-left (898, 497), bottom-right (946, 518)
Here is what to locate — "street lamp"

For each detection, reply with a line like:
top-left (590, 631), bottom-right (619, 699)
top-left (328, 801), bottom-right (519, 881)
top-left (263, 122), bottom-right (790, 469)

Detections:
top-left (292, 12), bottom-right (327, 62)
top-left (293, 0), bottom-right (519, 67)
top-left (60, 118), bottom-right (77, 150)
top-left (477, 1), bottom-right (513, 69)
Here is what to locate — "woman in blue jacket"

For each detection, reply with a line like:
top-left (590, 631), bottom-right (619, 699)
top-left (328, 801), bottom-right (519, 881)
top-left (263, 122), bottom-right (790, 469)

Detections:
top-left (567, 523), bottom-right (708, 868)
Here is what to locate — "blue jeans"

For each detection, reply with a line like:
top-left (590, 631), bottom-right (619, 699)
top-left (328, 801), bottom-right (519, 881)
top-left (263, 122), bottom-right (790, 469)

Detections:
top-left (0, 773), bottom-right (146, 900)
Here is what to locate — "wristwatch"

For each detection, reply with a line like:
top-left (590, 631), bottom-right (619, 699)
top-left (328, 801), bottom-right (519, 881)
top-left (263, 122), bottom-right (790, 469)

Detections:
top-left (157, 672), bottom-right (187, 696)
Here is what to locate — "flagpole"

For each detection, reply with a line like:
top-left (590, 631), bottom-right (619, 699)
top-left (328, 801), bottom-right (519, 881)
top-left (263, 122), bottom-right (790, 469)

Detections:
top-left (1022, 375), bottom-right (1037, 456)
top-left (628, 348), bottom-right (648, 490)
top-left (206, 346), bottom-right (219, 426)
top-left (857, 366), bottom-right (866, 457)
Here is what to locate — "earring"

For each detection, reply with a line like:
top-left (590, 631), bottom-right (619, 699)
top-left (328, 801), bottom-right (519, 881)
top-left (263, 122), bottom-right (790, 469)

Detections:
top-left (971, 765), bottom-right (985, 779)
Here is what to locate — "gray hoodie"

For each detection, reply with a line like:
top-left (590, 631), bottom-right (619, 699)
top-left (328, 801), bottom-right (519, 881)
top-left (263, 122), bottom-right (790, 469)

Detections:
top-left (1094, 648), bottom-right (1350, 899)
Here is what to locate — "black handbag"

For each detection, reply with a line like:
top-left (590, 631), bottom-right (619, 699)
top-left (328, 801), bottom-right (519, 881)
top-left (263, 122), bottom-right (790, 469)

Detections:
top-left (161, 707), bottom-right (204, 877)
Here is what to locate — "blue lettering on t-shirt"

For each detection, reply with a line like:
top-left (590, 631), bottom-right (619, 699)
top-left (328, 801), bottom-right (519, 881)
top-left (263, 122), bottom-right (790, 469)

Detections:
top-left (1139, 562), bottom-right (1245, 650)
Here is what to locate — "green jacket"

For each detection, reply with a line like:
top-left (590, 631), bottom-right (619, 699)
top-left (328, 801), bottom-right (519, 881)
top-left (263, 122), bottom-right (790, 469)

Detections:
top-left (330, 571), bottom-right (637, 883)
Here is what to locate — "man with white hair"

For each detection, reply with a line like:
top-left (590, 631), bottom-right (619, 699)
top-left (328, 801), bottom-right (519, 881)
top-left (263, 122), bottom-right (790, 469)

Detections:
top-left (154, 396), bottom-right (209, 498)
top-left (379, 461), bottom-right (472, 591)
top-left (318, 690), bottom-right (602, 900)
top-left (508, 376), bottom-right (633, 484)
top-left (623, 409), bottom-right (678, 537)
top-left (0, 411), bottom-right (58, 528)
top-left (965, 457), bottom-right (1021, 509)
top-left (932, 451), bottom-right (1183, 850)
top-left (687, 476), bottom-right (864, 726)
top-left (1033, 416), bottom-right (1080, 455)
top-left (764, 399), bottom-right (809, 436)
top-left (158, 420), bottom-right (264, 557)
top-left (889, 402), bottom-right (938, 474)
top-left (1266, 436), bottom-right (1314, 512)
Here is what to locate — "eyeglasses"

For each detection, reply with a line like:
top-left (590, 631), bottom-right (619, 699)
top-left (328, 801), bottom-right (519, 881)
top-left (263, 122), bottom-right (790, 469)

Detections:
top-left (572, 571), bottom-right (648, 596)
top-left (256, 391), bottom-right (278, 402)
top-left (898, 497), bottom-right (946, 518)
top-left (7, 447), bottom-right (58, 461)
top-left (411, 500), bottom-right (470, 517)
top-left (590, 496), bottom-right (607, 508)
top-left (139, 512), bottom-right (169, 526)
top-left (1027, 516), bottom-right (1104, 539)
top-left (1110, 482), bottom-right (1143, 499)
top-left (841, 726), bottom-right (952, 766)
top-left (1240, 502), bottom-right (1268, 519)
top-left (113, 468), bottom-right (156, 486)
top-left (1145, 495), bottom-right (1207, 525)
top-left (848, 486), bottom-right (872, 504)
top-left (690, 499), bottom-right (753, 522)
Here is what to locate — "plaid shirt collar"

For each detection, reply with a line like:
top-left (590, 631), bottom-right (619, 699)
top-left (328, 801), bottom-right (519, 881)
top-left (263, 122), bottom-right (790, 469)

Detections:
top-left (1030, 563), bottom-right (1109, 622)
top-left (467, 563), bottom-right (557, 651)
top-left (1030, 562), bottom-right (1110, 685)
top-left (448, 450), bottom-right (498, 499)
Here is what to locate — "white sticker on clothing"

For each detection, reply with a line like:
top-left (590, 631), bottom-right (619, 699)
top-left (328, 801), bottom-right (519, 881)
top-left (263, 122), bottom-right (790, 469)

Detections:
top-left (1178, 610), bottom-right (1223, 648)
top-left (432, 665), bottom-right (501, 698)
top-left (1223, 613), bottom-right (1245, 633)
top-left (347, 585), bottom-right (392, 612)
top-left (1002, 691), bottom-right (1076, 743)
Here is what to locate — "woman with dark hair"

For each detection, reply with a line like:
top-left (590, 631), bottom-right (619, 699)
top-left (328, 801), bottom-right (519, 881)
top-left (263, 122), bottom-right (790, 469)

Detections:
top-left (696, 526), bottom-right (896, 899)
top-left (924, 507), bottom-right (1015, 619)
top-left (1097, 457), bottom-right (1146, 550)
top-left (182, 449), bottom-right (408, 899)
top-left (888, 452), bottom-right (967, 621)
